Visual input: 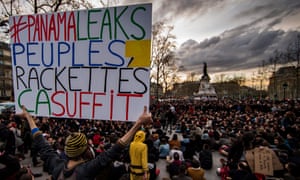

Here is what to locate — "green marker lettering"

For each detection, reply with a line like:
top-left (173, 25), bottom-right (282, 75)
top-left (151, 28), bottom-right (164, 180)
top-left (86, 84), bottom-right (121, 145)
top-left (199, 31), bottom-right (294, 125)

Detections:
top-left (100, 8), bottom-right (112, 40)
top-left (114, 6), bottom-right (129, 39)
top-left (131, 6), bottom-right (146, 40)
top-left (35, 89), bottom-right (51, 115)
top-left (18, 88), bottom-right (34, 113)
top-left (77, 11), bottom-right (87, 41)
top-left (88, 9), bottom-right (101, 40)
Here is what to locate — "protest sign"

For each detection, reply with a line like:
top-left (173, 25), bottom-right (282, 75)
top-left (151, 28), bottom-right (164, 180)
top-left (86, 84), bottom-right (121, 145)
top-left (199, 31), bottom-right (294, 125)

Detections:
top-left (246, 147), bottom-right (283, 176)
top-left (9, 3), bottom-right (152, 121)
top-left (253, 147), bottom-right (273, 176)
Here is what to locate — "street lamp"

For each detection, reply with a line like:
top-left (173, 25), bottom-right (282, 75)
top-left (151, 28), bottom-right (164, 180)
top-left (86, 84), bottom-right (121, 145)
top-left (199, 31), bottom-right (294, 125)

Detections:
top-left (283, 82), bottom-right (288, 101)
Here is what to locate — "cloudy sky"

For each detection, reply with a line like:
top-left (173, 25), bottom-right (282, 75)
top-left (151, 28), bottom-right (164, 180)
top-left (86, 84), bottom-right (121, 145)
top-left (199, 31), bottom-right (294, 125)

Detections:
top-left (2, 0), bottom-right (300, 83)
top-left (121, 0), bottom-right (300, 82)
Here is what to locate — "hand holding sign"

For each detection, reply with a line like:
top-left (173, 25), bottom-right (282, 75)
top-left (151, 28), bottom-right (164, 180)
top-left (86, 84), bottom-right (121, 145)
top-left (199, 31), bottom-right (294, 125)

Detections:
top-left (136, 106), bottom-right (153, 126)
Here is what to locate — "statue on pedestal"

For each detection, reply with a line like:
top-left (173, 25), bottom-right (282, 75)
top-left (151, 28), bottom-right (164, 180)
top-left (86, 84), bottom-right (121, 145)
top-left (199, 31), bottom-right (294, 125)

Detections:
top-left (194, 62), bottom-right (217, 100)
top-left (201, 62), bottom-right (210, 81)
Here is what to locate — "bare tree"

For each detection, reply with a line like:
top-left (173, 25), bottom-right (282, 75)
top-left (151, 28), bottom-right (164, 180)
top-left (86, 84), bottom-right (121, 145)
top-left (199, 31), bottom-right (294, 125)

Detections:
top-left (230, 74), bottom-right (246, 86)
top-left (0, 0), bottom-right (94, 14)
top-left (31, 0), bottom-right (94, 13)
top-left (151, 21), bottom-right (176, 100)
top-left (161, 51), bottom-right (178, 93)
top-left (284, 35), bottom-right (300, 65)
top-left (257, 60), bottom-right (269, 90)
top-left (186, 72), bottom-right (197, 82)
top-left (190, 72), bottom-right (196, 82)
top-left (269, 50), bottom-right (282, 73)
top-left (213, 73), bottom-right (226, 83)
top-left (267, 50), bottom-right (283, 99)
top-left (0, 0), bottom-right (22, 38)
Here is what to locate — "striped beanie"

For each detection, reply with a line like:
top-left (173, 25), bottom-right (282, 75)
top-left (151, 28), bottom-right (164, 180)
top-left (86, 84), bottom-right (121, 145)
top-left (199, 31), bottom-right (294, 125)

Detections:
top-left (65, 132), bottom-right (88, 158)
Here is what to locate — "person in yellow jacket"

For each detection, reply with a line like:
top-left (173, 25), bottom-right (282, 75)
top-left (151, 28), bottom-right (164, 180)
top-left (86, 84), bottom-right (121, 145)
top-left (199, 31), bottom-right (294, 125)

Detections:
top-left (129, 130), bottom-right (149, 180)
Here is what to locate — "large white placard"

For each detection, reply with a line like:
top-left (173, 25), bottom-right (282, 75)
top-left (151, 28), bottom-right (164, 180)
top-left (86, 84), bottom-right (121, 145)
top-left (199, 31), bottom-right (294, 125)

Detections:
top-left (10, 3), bottom-right (152, 121)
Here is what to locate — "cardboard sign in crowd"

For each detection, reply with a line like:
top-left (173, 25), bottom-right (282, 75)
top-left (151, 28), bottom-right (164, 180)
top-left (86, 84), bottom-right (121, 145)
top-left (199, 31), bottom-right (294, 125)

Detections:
top-left (246, 147), bottom-right (284, 176)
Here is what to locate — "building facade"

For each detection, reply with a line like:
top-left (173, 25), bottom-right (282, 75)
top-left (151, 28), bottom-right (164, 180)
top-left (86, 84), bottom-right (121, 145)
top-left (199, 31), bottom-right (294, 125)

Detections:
top-left (268, 66), bottom-right (300, 100)
top-left (0, 42), bottom-right (12, 101)
top-left (150, 82), bottom-right (163, 102)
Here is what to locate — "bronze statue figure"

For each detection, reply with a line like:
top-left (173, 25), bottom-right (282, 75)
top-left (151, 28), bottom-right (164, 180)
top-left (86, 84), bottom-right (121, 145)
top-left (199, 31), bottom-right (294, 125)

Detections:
top-left (203, 62), bottom-right (208, 76)
top-left (201, 62), bottom-right (210, 80)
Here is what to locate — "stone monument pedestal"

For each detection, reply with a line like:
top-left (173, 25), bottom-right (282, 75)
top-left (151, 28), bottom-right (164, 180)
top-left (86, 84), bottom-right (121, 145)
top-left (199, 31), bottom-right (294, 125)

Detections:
top-left (193, 62), bottom-right (217, 100)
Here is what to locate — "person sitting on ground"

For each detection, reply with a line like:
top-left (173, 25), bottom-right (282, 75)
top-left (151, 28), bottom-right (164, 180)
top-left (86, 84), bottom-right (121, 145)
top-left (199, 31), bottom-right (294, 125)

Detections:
top-left (0, 149), bottom-right (22, 179)
top-left (201, 129), bottom-right (210, 145)
top-left (152, 133), bottom-right (160, 150)
top-left (146, 134), bottom-right (159, 162)
top-left (20, 105), bottom-right (152, 180)
top-left (166, 152), bottom-right (182, 178)
top-left (199, 143), bottom-right (213, 170)
top-left (228, 160), bottom-right (257, 180)
top-left (159, 137), bottom-right (170, 159)
top-left (0, 147), bottom-right (43, 179)
top-left (167, 146), bottom-right (184, 163)
top-left (284, 162), bottom-right (300, 180)
top-left (187, 159), bottom-right (206, 180)
top-left (180, 132), bottom-right (190, 153)
top-left (169, 134), bottom-right (181, 150)
top-left (172, 164), bottom-right (192, 180)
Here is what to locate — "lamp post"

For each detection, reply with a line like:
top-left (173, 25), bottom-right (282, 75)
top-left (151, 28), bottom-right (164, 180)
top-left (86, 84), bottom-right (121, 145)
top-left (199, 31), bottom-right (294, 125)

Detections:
top-left (283, 82), bottom-right (288, 101)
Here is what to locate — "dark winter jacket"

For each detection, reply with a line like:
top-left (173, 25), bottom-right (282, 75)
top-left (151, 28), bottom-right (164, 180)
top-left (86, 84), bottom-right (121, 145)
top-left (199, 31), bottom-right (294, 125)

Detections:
top-left (33, 132), bottom-right (124, 180)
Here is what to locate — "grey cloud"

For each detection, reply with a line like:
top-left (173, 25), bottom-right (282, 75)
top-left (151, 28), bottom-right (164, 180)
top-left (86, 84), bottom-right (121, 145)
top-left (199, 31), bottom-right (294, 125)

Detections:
top-left (198, 37), bottom-right (221, 49)
top-left (174, 0), bottom-right (300, 76)
top-left (152, 0), bottom-right (225, 22)
top-left (235, 0), bottom-right (300, 19)
top-left (248, 30), bottom-right (284, 53)
top-left (177, 39), bottom-right (198, 52)
top-left (176, 28), bottom-right (300, 75)
top-left (268, 18), bottom-right (282, 28)
top-left (234, 0), bottom-right (300, 30)
top-left (119, 0), bottom-right (300, 77)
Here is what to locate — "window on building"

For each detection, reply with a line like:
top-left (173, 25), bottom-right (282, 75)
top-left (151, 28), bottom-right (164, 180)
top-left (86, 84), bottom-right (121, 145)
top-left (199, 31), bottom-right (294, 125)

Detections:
top-left (1, 80), bottom-right (4, 96)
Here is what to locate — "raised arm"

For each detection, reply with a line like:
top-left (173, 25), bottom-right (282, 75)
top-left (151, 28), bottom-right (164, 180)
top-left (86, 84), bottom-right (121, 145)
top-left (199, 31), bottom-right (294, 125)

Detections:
top-left (21, 106), bottom-right (39, 135)
top-left (118, 106), bottom-right (152, 146)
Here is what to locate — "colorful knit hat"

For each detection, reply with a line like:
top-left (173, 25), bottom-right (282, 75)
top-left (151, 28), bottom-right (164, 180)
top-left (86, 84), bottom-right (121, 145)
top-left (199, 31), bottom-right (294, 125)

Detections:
top-left (65, 132), bottom-right (88, 158)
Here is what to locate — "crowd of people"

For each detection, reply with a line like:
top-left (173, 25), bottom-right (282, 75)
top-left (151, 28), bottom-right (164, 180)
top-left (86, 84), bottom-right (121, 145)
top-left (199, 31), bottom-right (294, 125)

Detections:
top-left (0, 98), bottom-right (299, 180)
top-left (150, 98), bottom-right (300, 180)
